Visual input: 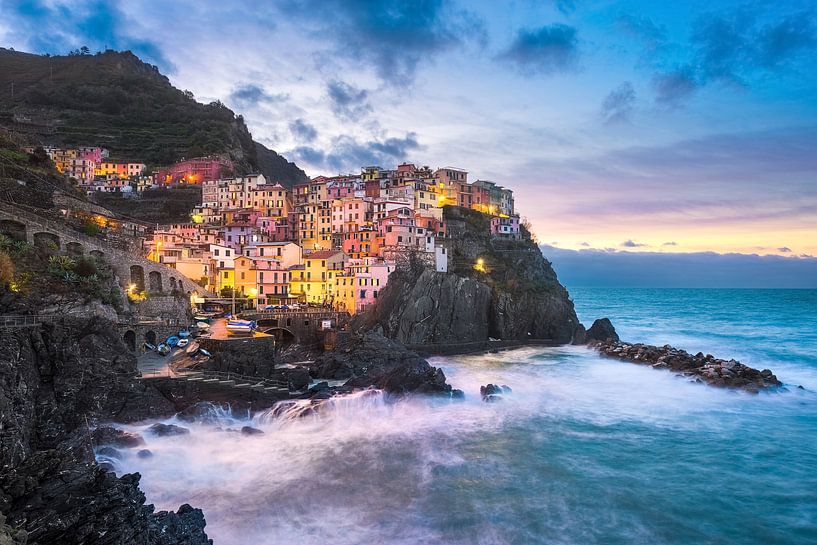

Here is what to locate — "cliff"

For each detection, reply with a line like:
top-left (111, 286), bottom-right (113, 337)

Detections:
top-left (0, 316), bottom-right (211, 544)
top-left (359, 206), bottom-right (582, 347)
top-left (0, 48), bottom-right (308, 186)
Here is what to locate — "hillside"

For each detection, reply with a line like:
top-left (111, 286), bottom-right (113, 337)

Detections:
top-left (0, 48), bottom-right (308, 186)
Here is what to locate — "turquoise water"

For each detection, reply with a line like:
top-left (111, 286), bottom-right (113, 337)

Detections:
top-left (114, 288), bottom-right (817, 544)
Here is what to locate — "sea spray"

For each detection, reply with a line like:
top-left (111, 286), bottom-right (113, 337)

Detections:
top-left (107, 290), bottom-right (817, 545)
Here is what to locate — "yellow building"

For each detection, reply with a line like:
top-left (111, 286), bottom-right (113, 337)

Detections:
top-left (289, 250), bottom-right (346, 304)
top-left (217, 268), bottom-right (235, 295)
top-left (233, 256), bottom-right (257, 300)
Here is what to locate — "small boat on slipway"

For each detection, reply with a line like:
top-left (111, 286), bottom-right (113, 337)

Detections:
top-left (226, 319), bottom-right (256, 335)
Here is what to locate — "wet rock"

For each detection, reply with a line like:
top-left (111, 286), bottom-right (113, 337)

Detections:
top-left (284, 368), bottom-right (311, 390)
top-left (240, 426), bottom-right (264, 436)
top-left (501, 385), bottom-right (513, 394)
top-left (585, 318), bottom-right (619, 343)
top-left (147, 423), bottom-right (190, 437)
top-left (480, 384), bottom-right (503, 397)
top-left (92, 426), bottom-right (146, 448)
top-left (590, 339), bottom-right (782, 392)
top-left (176, 402), bottom-right (226, 425)
top-left (310, 332), bottom-right (453, 396)
top-left (484, 394), bottom-right (502, 403)
top-left (148, 503), bottom-right (213, 545)
top-left (451, 389), bottom-right (465, 400)
top-left (96, 445), bottom-right (122, 459)
top-left (137, 449), bottom-right (153, 459)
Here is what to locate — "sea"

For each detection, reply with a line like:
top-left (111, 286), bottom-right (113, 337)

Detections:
top-left (110, 288), bottom-right (817, 545)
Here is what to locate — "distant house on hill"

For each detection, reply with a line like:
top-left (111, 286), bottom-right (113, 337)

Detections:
top-left (156, 155), bottom-right (233, 185)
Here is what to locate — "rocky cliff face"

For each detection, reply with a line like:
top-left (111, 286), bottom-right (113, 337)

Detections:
top-left (361, 206), bottom-right (581, 346)
top-left (0, 317), bottom-right (211, 544)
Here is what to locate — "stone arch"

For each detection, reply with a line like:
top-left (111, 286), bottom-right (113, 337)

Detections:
top-left (90, 249), bottom-right (105, 259)
top-left (129, 265), bottom-right (145, 291)
top-left (0, 219), bottom-right (26, 242)
top-left (33, 231), bottom-right (60, 251)
top-left (66, 241), bottom-right (84, 257)
top-left (145, 330), bottom-right (157, 345)
top-left (123, 330), bottom-right (136, 352)
top-left (260, 327), bottom-right (296, 344)
top-left (148, 270), bottom-right (163, 292)
top-left (169, 277), bottom-right (178, 291)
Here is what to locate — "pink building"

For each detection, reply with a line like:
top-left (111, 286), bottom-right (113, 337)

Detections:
top-left (254, 259), bottom-right (292, 306)
top-left (377, 207), bottom-right (419, 249)
top-left (331, 197), bottom-right (373, 234)
top-left (491, 215), bottom-right (521, 238)
top-left (341, 228), bottom-right (379, 258)
top-left (157, 155), bottom-right (233, 185)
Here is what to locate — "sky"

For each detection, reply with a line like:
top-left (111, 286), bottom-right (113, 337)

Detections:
top-left (2, 0), bottom-right (816, 286)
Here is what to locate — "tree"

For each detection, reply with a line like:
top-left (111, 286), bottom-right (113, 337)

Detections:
top-left (0, 251), bottom-right (14, 288)
top-left (80, 46), bottom-right (90, 55)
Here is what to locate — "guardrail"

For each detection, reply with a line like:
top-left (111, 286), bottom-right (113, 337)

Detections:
top-left (141, 368), bottom-right (290, 391)
top-left (0, 315), bottom-right (61, 328)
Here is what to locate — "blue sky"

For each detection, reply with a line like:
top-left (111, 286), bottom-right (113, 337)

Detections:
top-left (2, 0), bottom-right (816, 285)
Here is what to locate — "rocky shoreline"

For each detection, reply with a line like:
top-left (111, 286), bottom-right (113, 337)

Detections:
top-left (589, 339), bottom-right (783, 392)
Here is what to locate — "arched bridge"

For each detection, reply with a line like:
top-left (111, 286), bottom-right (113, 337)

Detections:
top-left (0, 201), bottom-right (211, 297)
top-left (240, 309), bottom-right (350, 345)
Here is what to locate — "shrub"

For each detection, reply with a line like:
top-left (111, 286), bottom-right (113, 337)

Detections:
top-left (74, 256), bottom-right (98, 277)
top-left (0, 251), bottom-right (14, 287)
top-left (48, 255), bottom-right (76, 275)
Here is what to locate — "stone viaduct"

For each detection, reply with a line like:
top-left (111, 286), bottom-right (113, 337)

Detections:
top-left (0, 200), bottom-right (209, 297)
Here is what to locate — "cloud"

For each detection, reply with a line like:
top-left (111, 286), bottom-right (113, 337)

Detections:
top-left (778, 246), bottom-right (792, 253)
top-left (497, 24), bottom-right (579, 76)
top-left (277, 0), bottom-right (485, 80)
top-left (758, 11), bottom-right (817, 67)
top-left (649, 9), bottom-right (817, 105)
top-left (0, 0), bottom-right (173, 71)
top-left (601, 81), bottom-right (636, 124)
top-left (229, 84), bottom-right (287, 107)
top-left (553, 1), bottom-right (577, 16)
top-left (662, 241), bottom-right (678, 246)
top-left (580, 241), bottom-right (590, 247)
top-left (289, 132), bottom-right (422, 173)
top-left (617, 13), bottom-right (667, 52)
top-left (326, 81), bottom-right (372, 120)
top-left (652, 66), bottom-right (698, 106)
top-left (540, 245), bottom-right (817, 288)
top-left (620, 239), bottom-right (647, 248)
top-left (289, 119), bottom-right (317, 143)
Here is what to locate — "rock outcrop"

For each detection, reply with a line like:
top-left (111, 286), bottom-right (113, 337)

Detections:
top-left (0, 317), bottom-right (211, 544)
top-left (585, 318), bottom-right (619, 343)
top-left (307, 331), bottom-right (453, 396)
top-left (591, 340), bottom-right (783, 392)
top-left (358, 206), bottom-right (582, 347)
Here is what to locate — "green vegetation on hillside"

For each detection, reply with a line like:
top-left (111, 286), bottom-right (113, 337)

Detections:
top-left (0, 48), bottom-right (309, 186)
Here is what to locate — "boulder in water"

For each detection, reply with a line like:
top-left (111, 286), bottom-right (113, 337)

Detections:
top-left (137, 449), bottom-right (153, 459)
top-left (451, 389), bottom-right (465, 400)
top-left (96, 446), bottom-right (122, 460)
top-left (147, 423), bottom-right (190, 437)
top-left (240, 426), bottom-right (264, 436)
top-left (585, 318), bottom-right (619, 343)
top-left (92, 426), bottom-right (145, 448)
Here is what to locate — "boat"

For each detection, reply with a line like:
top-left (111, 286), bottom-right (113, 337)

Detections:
top-left (178, 330), bottom-right (190, 338)
top-left (157, 343), bottom-right (171, 356)
top-left (144, 342), bottom-right (156, 351)
top-left (198, 348), bottom-right (212, 357)
top-left (166, 336), bottom-right (180, 347)
top-left (177, 338), bottom-right (189, 348)
top-left (193, 315), bottom-right (211, 323)
top-left (185, 341), bottom-right (200, 355)
top-left (226, 319), bottom-right (256, 334)
top-left (195, 321), bottom-right (210, 330)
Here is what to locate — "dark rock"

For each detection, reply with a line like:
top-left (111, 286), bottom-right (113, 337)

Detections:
top-left (240, 426), bottom-right (264, 436)
top-left (451, 389), bottom-right (465, 400)
top-left (571, 324), bottom-right (587, 345)
top-left (284, 367), bottom-right (312, 390)
top-left (309, 332), bottom-right (453, 396)
top-left (501, 385), bottom-right (513, 394)
top-left (148, 503), bottom-right (213, 545)
top-left (147, 423), bottom-right (190, 437)
top-left (480, 384), bottom-right (503, 397)
top-left (0, 302), bottom-right (209, 544)
top-left (93, 426), bottom-right (146, 448)
top-left (96, 445), bottom-right (122, 459)
top-left (484, 394), bottom-right (502, 403)
top-left (590, 339), bottom-right (782, 392)
top-left (137, 449), bottom-right (153, 459)
top-left (353, 206), bottom-right (582, 347)
top-left (176, 402), bottom-right (227, 424)
top-left (585, 318), bottom-right (619, 343)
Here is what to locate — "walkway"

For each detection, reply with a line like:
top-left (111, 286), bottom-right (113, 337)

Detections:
top-left (139, 368), bottom-right (292, 395)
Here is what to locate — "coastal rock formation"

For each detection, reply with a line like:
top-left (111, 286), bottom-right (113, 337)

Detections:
top-left (358, 206), bottom-right (582, 347)
top-left (591, 340), bottom-right (783, 392)
top-left (0, 317), bottom-right (211, 544)
top-left (585, 318), bottom-right (619, 343)
top-left (308, 331), bottom-right (453, 396)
